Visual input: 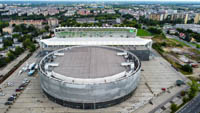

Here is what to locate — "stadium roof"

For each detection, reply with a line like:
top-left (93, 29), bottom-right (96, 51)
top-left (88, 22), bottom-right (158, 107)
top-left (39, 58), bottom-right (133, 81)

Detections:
top-left (40, 37), bottom-right (152, 46)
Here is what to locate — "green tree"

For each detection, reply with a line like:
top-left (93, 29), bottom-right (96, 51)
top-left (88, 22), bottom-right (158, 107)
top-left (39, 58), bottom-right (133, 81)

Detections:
top-left (196, 44), bottom-right (200, 48)
top-left (28, 44), bottom-right (36, 52)
top-left (23, 38), bottom-right (32, 48)
top-left (0, 21), bottom-right (9, 33)
top-left (182, 96), bottom-right (189, 103)
top-left (12, 34), bottom-right (20, 39)
top-left (14, 46), bottom-right (24, 56)
top-left (3, 38), bottom-right (13, 48)
top-left (181, 65), bottom-right (193, 73)
top-left (147, 27), bottom-right (162, 34)
top-left (188, 80), bottom-right (200, 99)
top-left (44, 25), bottom-right (49, 31)
top-left (170, 103), bottom-right (178, 113)
top-left (7, 50), bottom-right (16, 61)
top-left (122, 14), bottom-right (135, 20)
top-left (0, 57), bottom-right (7, 67)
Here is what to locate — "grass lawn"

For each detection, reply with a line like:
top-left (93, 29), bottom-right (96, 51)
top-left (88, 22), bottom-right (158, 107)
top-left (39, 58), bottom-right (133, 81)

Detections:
top-left (137, 29), bottom-right (152, 36)
top-left (169, 38), bottom-right (190, 47)
top-left (189, 42), bottom-right (200, 48)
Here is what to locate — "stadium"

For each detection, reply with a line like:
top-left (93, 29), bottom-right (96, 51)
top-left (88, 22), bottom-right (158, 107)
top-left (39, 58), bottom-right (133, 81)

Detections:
top-left (38, 46), bottom-right (141, 109)
top-left (40, 27), bottom-right (152, 61)
top-left (38, 27), bottom-right (152, 109)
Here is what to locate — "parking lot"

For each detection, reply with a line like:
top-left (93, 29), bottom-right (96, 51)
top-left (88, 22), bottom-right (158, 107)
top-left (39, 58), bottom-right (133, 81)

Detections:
top-left (0, 50), bottom-right (187, 113)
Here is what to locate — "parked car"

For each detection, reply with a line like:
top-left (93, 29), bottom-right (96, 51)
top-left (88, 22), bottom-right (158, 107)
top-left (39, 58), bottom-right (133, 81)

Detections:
top-left (19, 83), bottom-right (27, 88)
top-left (7, 97), bottom-right (14, 101)
top-left (15, 87), bottom-right (24, 92)
top-left (162, 88), bottom-right (166, 91)
top-left (4, 101), bottom-right (13, 105)
top-left (12, 94), bottom-right (17, 97)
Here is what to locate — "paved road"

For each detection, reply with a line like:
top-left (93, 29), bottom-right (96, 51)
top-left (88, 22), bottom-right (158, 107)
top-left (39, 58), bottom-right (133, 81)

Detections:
top-left (167, 34), bottom-right (200, 51)
top-left (0, 48), bottom-right (40, 113)
top-left (148, 50), bottom-right (189, 113)
top-left (163, 29), bottom-right (200, 52)
top-left (177, 93), bottom-right (200, 113)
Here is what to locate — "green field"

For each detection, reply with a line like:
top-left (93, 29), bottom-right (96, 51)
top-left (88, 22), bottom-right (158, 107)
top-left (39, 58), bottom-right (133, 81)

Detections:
top-left (189, 42), bottom-right (200, 48)
top-left (170, 38), bottom-right (190, 47)
top-left (137, 29), bottom-right (152, 36)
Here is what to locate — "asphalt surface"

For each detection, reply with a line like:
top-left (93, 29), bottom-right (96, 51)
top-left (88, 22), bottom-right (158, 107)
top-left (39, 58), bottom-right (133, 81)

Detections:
top-left (177, 93), bottom-right (200, 113)
top-left (167, 34), bottom-right (200, 51)
top-left (163, 29), bottom-right (200, 52)
top-left (149, 86), bottom-right (189, 113)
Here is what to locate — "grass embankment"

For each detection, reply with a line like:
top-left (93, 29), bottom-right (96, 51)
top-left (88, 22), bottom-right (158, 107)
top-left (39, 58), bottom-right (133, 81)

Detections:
top-left (189, 42), bottom-right (200, 48)
top-left (170, 38), bottom-right (190, 47)
top-left (152, 34), bottom-right (193, 75)
top-left (137, 29), bottom-right (152, 36)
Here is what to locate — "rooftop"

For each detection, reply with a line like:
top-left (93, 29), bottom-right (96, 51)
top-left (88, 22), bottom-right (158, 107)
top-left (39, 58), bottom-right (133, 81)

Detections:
top-left (53, 46), bottom-right (126, 79)
top-left (40, 37), bottom-right (152, 46)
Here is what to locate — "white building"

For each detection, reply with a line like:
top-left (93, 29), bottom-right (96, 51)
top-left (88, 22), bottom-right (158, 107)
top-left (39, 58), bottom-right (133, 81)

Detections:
top-left (64, 10), bottom-right (75, 16)
top-left (48, 18), bottom-right (59, 27)
top-left (40, 27), bottom-right (152, 61)
top-left (12, 42), bottom-right (23, 48)
top-left (0, 43), bottom-right (3, 48)
top-left (2, 27), bottom-right (13, 34)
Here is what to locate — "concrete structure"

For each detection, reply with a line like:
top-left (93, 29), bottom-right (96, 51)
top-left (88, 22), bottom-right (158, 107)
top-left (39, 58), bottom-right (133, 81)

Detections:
top-left (9, 20), bottom-right (44, 27)
top-left (175, 24), bottom-right (200, 33)
top-left (40, 27), bottom-right (152, 61)
top-left (0, 47), bottom-right (187, 113)
top-left (194, 13), bottom-right (200, 24)
top-left (76, 18), bottom-right (98, 24)
top-left (12, 42), bottom-right (23, 48)
top-left (47, 18), bottom-right (59, 27)
top-left (39, 46), bottom-right (141, 109)
top-left (54, 27), bottom-right (138, 38)
top-left (184, 14), bottom-right (188, 24)
top-left (149, 13), bottom-right (188, 23)
top-left (2, 26), bottom-right (13, 34)
top-left (149, 13), bottom-right (164, 21)
top-left (77, 9), bottom-right (90, 16)
top-left (64, 10), bottom-right (75, 16)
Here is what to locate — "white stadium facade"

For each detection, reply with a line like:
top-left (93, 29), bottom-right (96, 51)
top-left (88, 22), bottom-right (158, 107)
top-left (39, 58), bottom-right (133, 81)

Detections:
top-left (38, 27), bottom-right (152, 109)
top-left (40, 27), bottom-right (152, 61)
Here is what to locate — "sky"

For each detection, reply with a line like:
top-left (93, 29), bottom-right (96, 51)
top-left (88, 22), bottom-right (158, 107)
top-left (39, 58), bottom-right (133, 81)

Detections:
top-left (0, 0), bottom-right (200, 1)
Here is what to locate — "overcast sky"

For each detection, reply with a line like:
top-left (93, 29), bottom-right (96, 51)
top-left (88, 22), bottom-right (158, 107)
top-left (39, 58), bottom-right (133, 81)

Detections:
top-left (1, 0), bottom-right (200, 1)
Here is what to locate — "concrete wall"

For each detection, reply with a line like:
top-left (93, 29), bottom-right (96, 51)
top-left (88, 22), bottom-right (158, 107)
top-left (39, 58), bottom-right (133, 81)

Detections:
top-left (38, 46), bottom-right (141, 108)
top-left (39, 69), bottom-right (141, 104)
top-left (129, 50), bottom-right (150, 61)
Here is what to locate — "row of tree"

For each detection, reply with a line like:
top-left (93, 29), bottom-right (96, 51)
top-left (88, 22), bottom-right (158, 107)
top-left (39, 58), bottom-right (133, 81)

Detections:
top-left (0, 21), bottom-right (9, 33)
top-left (0, 24), bottom-right (38, 67)
top-left (0, 46), bottom-right (24, 67)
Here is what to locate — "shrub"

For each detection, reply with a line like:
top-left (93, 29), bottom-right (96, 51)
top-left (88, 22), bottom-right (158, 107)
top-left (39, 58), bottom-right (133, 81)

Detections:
top-left (170, 103), bottom-right (178, 113)
top-left (181, 65), bottom-right (193, 73)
